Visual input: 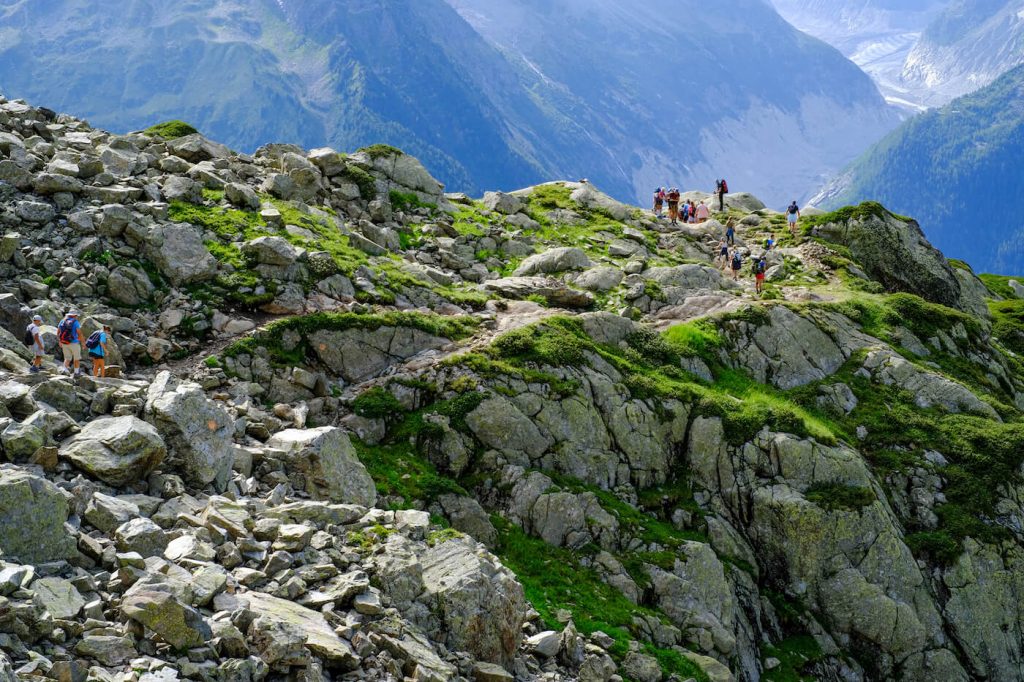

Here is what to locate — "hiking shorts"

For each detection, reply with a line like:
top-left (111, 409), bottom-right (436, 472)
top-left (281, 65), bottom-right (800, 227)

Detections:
top-left (32, 342), bottom-right (44, 357)
top-left (61, 343), bottom-right (81, 362)
top-left (788, 213), bottom-right (798, 224)
top-left (756, 273), bottom-right (766, 282)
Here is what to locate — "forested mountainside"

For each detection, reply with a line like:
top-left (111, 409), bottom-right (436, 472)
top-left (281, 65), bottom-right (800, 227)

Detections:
top-left (814, 63), bottom-right (1024, 274)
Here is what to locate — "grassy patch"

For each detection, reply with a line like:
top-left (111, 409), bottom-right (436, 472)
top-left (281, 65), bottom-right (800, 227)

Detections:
top-left (338, 164), bottom-right (377, 200)
top-left (351, 386), bottom-right (406, 420)
top-left (663, 320), bottom-right (723, 364)
top-left (493, 517), bottom-right (708, 681)
top-left (978, 273), bottom-right (1018, 299)
top-left (144, 120), bottom-right (198, 139)
top-left (761, 635), bottom-right (826, 682)
top-left (389, 190), bottom-right (436, 213)
top-left (804, 483), bottom-right (875, 512)
top-left (354, 440), bottom-right (467, 508)
top-left (989, 299), bottom-right (1024, 355)
top-left (358, 144), bottom-right (403, 159)
top-left (801, 201), bottom-right (911, 231)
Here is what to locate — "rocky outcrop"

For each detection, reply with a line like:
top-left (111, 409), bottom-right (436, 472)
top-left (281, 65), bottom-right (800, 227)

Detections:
top-left (812, 207), bottom-right (966, 310)
top-left (264, 427), bottom-right (376, 506)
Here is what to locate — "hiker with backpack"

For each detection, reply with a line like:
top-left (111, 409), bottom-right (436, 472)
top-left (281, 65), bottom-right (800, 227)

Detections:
top-left (667, 188), bottom-right (681, 225)
top-left (24, 314), bottom-right (44, 374)
top-left (57, 310), bottom-right (83, 376)
top-left (753, 256), bottom-right (767, 294)
top-left (717, 178), bottom-right (729, 211)
top-left (725, 218), bottom-right (736, 246)
top-left (717, 239), bottom-right (729, 269)
top-left (653, 188), bottom-right (665, 217)
top-left (764, 233), bottom-right (775, 251)
top-left (786, 201), bottom-right (801, 236)
top-left (730, 250), bottom-right (743, 281)
top-left (86, 324), bottom-right (111, 377)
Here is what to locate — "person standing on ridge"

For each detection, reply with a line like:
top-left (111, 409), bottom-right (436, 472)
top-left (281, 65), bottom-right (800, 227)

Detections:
top-left (26, 314), bottom-right (44, 374)
top-left (667, 187), bottom-right (681, 225)
top-left (718, 178), bottom-right (729, 211)
top-left (786, 200), bottom-right (801, 236)
top-left (57, 310), bottom-right (84, 376)
top-left (653, 188), bottom-right (665, 217)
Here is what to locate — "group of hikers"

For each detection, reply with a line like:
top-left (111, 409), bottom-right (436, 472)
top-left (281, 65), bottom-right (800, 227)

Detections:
top-left (651, 179), bottom-right (811, 297)
top-left (25, 310), bottom-right (112, 377)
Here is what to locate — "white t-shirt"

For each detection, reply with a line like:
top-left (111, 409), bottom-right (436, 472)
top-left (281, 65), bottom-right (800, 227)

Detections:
top-left (27, 323), bottom-right (43, 351)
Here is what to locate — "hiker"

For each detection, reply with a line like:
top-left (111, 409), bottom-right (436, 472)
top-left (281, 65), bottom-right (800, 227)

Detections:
top-left (717, 239), bottom-right (729, 269)
top-left (25, 314), bottom-right (44, 374)
top-left (786, 200), bottom-right (800, 236)
top-left (730, 250), bottom-right (743, 281)
top-left (57, 310), bottom-right (83, 376)
top-left (725, 218), bottom-right (736, 246)
top-left (718, 178), bottom-right (729, 211)
top-left (653, 188), bottom-right (665, 216)
top-left (753, 255), bottom-right (767, 294)
top-left (695, 200), bottom-right (710, 223)
top-left (87, 324), bottom-right (111, 378)
top-left (667, 187), bottom-right (681, 225)
top-left (764, 233), bottom-right (775, 251)
top-left (681, 200), bottom-right (690, 223)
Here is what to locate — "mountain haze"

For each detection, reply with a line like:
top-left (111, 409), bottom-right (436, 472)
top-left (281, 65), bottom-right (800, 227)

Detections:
top-left (0, 0), bottom-right (898, 205)
top-left (814, 63), bottom-right (1024, 273)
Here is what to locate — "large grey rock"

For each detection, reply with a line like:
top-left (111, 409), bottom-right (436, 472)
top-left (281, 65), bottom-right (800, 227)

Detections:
top-left (32, 576), bottom-right (85, 620)
top-left (145, 372), bottom-right (234, 490)
top-left (122, 589), bottom-right (212, 650)
top-left (482, 191), bottom-right (523, 215)
top-left (483, 277), bottom-right (594, 308)
top-left (862, 349), bottom-right (999, 419)
top-left (813, 208), bottom-right (964, 310)
top-left (308, 326), bottom-right (450, 383)
top-left (61, 416), bottom-right (166, 487)
top-left (114, 517), bottom-right (168, 557)
top-left (0, 468), bottom-right (75, 563)
top-left (514, 247), bottom-right (591, 276)
top-left (572, 266), bottom-right (624, 292)
top-left (108, 266), bottom-right (155, 306)
top-left (1, 421), bottom-right (44, 460)
top-left (146, 224), bottom-right (218, 285)
top-left (351, 148), bottom-right (444, 201)
top-left (265, 427), bottom-right (376, 506)
top-left (465, 397), bottom-right (551, 459)
top-left (242, 236), bottom-right (298, 266)
top-left (217, 590), bottom-right (359, 669)
top-left (166, 134), bottom-right (232, 162)
top-left (419, 538), bottom-right (526, 666)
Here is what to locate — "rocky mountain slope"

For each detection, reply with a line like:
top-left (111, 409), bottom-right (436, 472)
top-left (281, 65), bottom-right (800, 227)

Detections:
top-left (0, 0), bottom-right (898, 207)
top-left (2, 94), bottom-right (1024, 682)
top-left (812, 63), bottom-right (1024, 274)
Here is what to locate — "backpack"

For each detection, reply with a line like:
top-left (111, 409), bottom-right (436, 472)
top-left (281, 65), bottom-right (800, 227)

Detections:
top-left (23, 325), bottom-right (34, 347)
top-left (722, 180), bottom-right (729, 193)
top-left (86, 331), bottom-right (102, 350)
top-left (57, 318), bottom-right (75, 344)
top-left (788, 203), bottom-right (799, 215)
top-left (732, 254), bottom-right (742, 269)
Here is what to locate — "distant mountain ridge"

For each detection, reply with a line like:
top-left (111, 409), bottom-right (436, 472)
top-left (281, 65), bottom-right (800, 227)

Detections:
top-left (772, 0), bottom-right (1024, 110)
top-left (813, 63), bottom-right (1024, 273)
top-left (0, 0), bottom-right (897, 206)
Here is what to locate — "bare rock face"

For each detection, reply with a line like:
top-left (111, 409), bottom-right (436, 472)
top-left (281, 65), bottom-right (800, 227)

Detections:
top-left (144, 372), bottom-right (234, 490)
top-left (0, 468), bottom-right (75, 563)
top-left (264, 427), bottom-right (377, 507)
top-left (60, 416), bottom-right (166, 487)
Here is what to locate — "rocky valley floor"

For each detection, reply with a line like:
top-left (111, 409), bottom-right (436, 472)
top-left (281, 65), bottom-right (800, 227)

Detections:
top-left (3, 98), bottom-right (1024, 682)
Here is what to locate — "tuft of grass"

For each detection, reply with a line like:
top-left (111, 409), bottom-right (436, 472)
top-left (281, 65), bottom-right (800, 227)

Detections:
top-left (663, 320), bottom-right (723, 364)
top-left (338, 164), bottom-right (377, 200)
top-left (144, 120), bottom-right (198, 139)
top-left (358, 144), bottom-right (404, 159)
top-left (804, 483), bottom-right (875, 512)
top-left (389, 190), bottom-right (436, 213)
top-left (351, 386), bottom-right (406, 420)
top-left (353, 440), bottom-right (466, 507)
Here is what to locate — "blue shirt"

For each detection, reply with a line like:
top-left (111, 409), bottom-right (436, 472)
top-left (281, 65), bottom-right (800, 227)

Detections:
top-left (91, 331), bottom-right (107, 357)
top-left (61, 318), bottom-right (81, 344)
